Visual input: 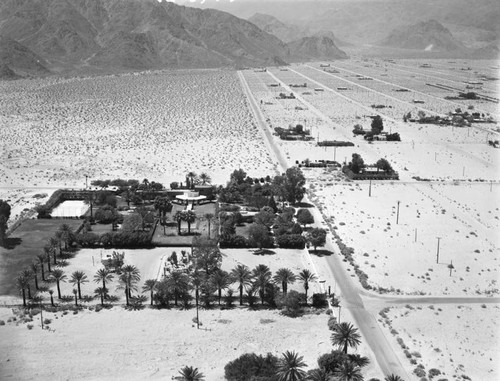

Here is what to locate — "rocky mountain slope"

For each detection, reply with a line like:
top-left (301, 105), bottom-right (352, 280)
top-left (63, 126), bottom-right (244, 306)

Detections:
top-left (381, 20), bottom-right (465, 51)
top-left (287, 35), bottom-right (348, 60)
top-left (0, 0), bottom-right (291, 75)
top-left (0, 35), bottom-right (50, 75)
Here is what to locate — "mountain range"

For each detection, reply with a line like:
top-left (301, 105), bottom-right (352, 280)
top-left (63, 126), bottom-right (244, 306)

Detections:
top-left (381, 20), bottom-right (465, 52)
top-left (0, 0), bottom-right (347, 77)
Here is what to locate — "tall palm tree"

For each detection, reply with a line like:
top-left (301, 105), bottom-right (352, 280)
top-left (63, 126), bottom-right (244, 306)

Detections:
top-left (44, 246), bottom-right (52, 273)
top-left (199, 172), bottom-right (211, 185)
top-left (210, 269), bottom-right (231, 305)
top-left (16, 274), bottom-right (29, 307)
top-left (48, 237), bottom-right (59, 263)
top-left (117, 273), bottom-right (138, 306)
top-left (30, 262), bottom-right (40, 290)
top-left (331, 322), bottom-right (362, 354)
top-left (50, 269), bottom-right (67, 299)
top-left (94, 268), bottom-right (114, 289)
top-left (298, 269), bottom-right (317, 304)
top-left (142, 279), bottom-right (157, 306)
top-left (175, 366), bottom-right (205, 381)
top-left (70, 271), bottom-right (89, 299)
top-left (164, 271), bottom-right (190, 306)
top-left (94, 287), bottom-right (109, 306)
top-left (230, 264), bottom-right (252, 306)
top-left (36, 253), bottom-right (46, 280)
top-left (20, 269), bottom-right (34, 299)
top-left (121, 265), bottom-right (141, 298)
top-left (276, 351), bottom-right (307, 381)
top-left (333, 360), bottom-right (363, 381)
top-left (252, 264), bottom-right (272, 305)
top-left (184, 210), bottom-right (197, 234)
top-left (57, 224), bottom-right (75, 250)
top-left (186, 171), bottom-right (198, 189)
top-left (273, 268), bottom-right (296, 295)
top-left (174, 210), bottom-right (184, 234)
top-left (384, 375), bottom-right (403, 381)
top-left (203, 213), bottom-right (214, 239)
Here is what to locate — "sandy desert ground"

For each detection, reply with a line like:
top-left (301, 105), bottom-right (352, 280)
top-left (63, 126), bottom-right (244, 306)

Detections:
top-left (1, 58), bottom-right (499, 380)
top-left (0, 246), bottom-right (380, 380)
top-left (378, 303), bottom-right (500, 381)
top-left (0, 69), bottom-right (278, 190)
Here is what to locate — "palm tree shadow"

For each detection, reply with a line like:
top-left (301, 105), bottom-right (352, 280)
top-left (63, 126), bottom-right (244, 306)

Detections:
top-left (1, 237), bottom-right (22, 249)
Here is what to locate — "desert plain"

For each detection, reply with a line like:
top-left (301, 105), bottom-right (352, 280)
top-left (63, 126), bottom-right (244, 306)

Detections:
top-left (0, 58), bottom-right (499, 380)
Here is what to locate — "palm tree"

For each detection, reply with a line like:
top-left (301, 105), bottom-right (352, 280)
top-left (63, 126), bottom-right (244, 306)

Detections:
top-left (175, 366), bottom-right (205, 381)
top-left (36, 253), bottom-right (46, 280)
top-left (50, 269), bottom-right (67, 299)
top-left (70, 271), bottom-right (89, 299)
top-left (276, 351), bottom-right (307, 381)
top-left (348, 354), bottom-right (369, 368)
top-left (230, 264), bottom-right (252, 306)
top-left (94, 287), bottom-right (109, 306)
top-left (57, 224), bottom-right (75, 250)
top-left (20, 269), bottom-right (34, 299)
top-left (16, 274), bottom-right (29, 307)
top-left (164, 271), bottom-right (190, 306)
top-left (48, 289), bottom-right (55, 306)
top-left (333, 360), bottom-right (363, 381)
top-left (252, 264), bottom-right (272, 305)
top-left (384, 375), bottom-right (403, 381)
top-left (199, 172), bottom-right (211, 185)
top-left (184, 210), bottom-right (196, 234)
top-left (142, 279), bottom-right (157, 305)
top-left (186, 171), bottom-right (198, 189)
top-left (122, 265), bottom-right (141, 297)
top-left (305, 368), bottom-right (329, 381)
top-left (174, 210), bottom-right (184, 234)
top-left (48, 237), bottom-right (59, 263)
top-left (298, 269), bottom-right (317, 304)
top-left (43, 246), bottom-right (52, 273)
top-left (210, 269), bottom-right (231, 305)
top-left (117, 273), bottom-right (138, 306)
top-left (72, 289), bottom-right (78, 306)
top-left (273, 268), bottom-right (296, 295)
top-left (30, 262), bottom-right (40, 290)
top-left (94, 268), bottom-right (114, 289)
top-left (331, 322), bottom-right (362, 354)
top-left (203, 213), bottom-right (214, 239)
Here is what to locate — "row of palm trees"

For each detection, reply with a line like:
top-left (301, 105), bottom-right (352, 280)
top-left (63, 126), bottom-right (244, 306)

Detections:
top-left (16, 224), bottom-right (76, 306)
top-left (155, 264), bottom-right (318, 308)
top-left (176, 350), bottom-right (404, 381)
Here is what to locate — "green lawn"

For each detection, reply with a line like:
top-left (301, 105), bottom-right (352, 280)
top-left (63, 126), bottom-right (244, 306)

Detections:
top-left (0, 219), bottom-right (83, 296)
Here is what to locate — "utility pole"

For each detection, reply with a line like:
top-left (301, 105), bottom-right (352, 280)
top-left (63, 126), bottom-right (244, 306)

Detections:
top-left (436, 237), bottom-right (441, 263)
top-left (396, 201), bottom-right (401, 224)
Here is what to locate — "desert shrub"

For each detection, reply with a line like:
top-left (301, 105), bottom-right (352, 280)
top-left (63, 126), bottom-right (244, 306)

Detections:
top-left (27, 324), bottom-right (33, 330)
top-left (276, 234), bottom-right (306, 249)
top-left (43, 318), bottom-right (51, 325)
top-left (224, 352), bottom-right (279, 381)
top-left (428, 368), bottom-right (441, 378)
top-left (327, 316), bottom-right (337, 331)
top-left (0, 320), bottom-right (5, 325)
top-left (275, 290), bottom-right (303, 317)
top-left (312, 293), bottom-right (328, 308)
top-left (414, 367), bottom-right (426, 377)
